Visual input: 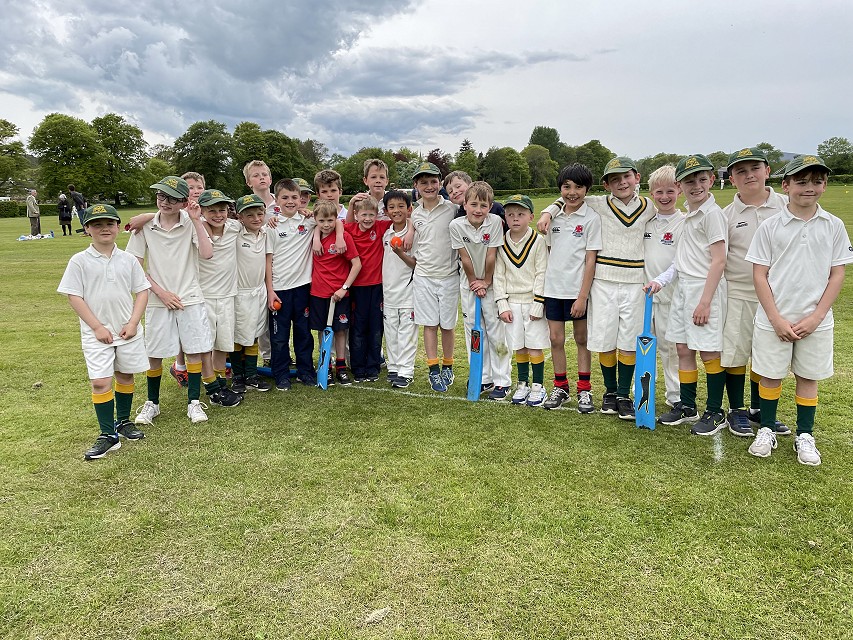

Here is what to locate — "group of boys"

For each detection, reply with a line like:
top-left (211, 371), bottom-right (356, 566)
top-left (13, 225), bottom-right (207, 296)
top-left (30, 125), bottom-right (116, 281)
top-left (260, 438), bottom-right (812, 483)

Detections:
top-left (61, 149), bottom-right (850, 467)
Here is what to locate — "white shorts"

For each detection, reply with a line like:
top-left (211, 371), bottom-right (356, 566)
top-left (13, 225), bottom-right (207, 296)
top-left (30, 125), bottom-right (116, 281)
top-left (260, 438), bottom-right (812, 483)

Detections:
top-left (234, 286), bottom-right (268, 347)
top-left (144, 303), bottom-right (213, 358)
top-left (721, 298), bottom-right (758, 368)
top-left (751, 326), bottom-right (833, 381)
top-left (205, 296), bottom-right (236, 352)
top-left (413, 274), bottom-right (459, 330)
top-left (666, 276), bottom-right (726, 352)
top-left (587, 280), bottom-right (644, 352)
top-left (503, 301), bottom-right (549, 351)
top-left (82, 336), bottom-right (149, 379)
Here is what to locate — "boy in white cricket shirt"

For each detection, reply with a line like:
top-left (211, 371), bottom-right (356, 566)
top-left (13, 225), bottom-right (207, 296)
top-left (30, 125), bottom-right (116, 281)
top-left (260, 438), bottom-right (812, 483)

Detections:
top-left (746, 155), bottom-right (853, 465)
top-left (493, 195), bottom-right (549, 407)
top-left (58, 205), bottom-right (149, 460)
top-left (449, 181), bottom-right (511, 400)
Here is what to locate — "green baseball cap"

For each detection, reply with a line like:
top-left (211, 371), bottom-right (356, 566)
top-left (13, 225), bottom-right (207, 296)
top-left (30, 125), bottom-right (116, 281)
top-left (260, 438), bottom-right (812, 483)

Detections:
top-left (81, 203), bottom-right (121, 225)
top-left (502, 194), bottom-right (534, 213)
top-left (601, 156), bottom-right (638, 180)
top-left (293, 177), bottom-right (314, 194)
top-left (412, 162), bottom-right (441, 180)
top-left (235, 194), bottom-right (266, 214)
top-left (776, 154), bottom-right (832, 179)
top-left (675, 154), bottom-right (715, 181)
top-left (150, 175), bottom-right (189, 199)
top-left (726, 147), bottom-right (769, 170)
top-left (197, 189), bottom-right (234, 207)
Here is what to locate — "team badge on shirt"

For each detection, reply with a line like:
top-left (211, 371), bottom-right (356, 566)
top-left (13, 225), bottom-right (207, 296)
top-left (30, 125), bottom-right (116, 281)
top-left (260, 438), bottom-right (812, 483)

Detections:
top-left (482, 233), bottom-right (491, 244)
top-left (661, 232), bottom-right (674, 246)
top-left (370, 230), bottom-right (377, 241)
top-left (572, 225), bottom-right (584, 237)
top-left (328, 245), bottom-right (338, 254)
top-left (338, 313), bottom-right (349, 324)
top-left (297, 225), bottom-right (307, 235)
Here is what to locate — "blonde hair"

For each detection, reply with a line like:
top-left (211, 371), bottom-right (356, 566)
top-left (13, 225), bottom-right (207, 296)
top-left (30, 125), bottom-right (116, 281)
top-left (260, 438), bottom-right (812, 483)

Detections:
top-left (181, 171), bottom-right (205, 186)
top-left (648, 164), bottom-right (676, 192)
top-left (363, 159), bottom-right (388, 178)
top-left (242, 160), bottom-right (270, 182)
top-left (314, 169), bottom-right (342, 192)
top-left (464, 181), bottom-right (494, 204)
top-left (443, 170), bottom-right (472, 188)
top-left (353, 195), bottom-right (379, 213)
top-left (313, 200), bottom-right (338, 220)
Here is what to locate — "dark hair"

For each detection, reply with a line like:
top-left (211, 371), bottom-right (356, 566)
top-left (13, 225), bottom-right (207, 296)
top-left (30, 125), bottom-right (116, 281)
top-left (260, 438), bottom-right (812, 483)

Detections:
top-left (383, 190), bottom-right (412, 208)
top-left (783, 168), bottom-right (830, 183)
top-left (273, 178), bottom-right (299, 196)
top-left (67, 184), bottom-right (76, 191)
top-left (557, 163), bottom-right (594, 190)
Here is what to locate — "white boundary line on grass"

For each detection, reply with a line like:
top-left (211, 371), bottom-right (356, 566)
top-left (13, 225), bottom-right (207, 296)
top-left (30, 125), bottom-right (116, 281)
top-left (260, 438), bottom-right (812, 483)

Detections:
top-left (348, 384), bottom-right (482, 403)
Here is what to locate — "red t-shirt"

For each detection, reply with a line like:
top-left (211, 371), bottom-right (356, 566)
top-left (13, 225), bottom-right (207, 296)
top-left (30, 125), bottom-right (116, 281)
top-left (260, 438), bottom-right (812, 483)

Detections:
top-left (344, 220), bottom-right (393, 286)
top-left (311, 231), bottom-right (359, 298)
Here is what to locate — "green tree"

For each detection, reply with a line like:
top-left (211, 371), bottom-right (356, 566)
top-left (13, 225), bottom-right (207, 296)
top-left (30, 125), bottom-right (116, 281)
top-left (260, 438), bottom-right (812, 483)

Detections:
top-left (91, 114), bottom-right (148, 205)
top-left (707, 151), bottom-right (729, 171)
top-left (230, 121), bottom-right (315, 194)
top-left (29, 113), bottom-right (105, 197)
top-left (754, 142), bottom-right (783, 168)
top-left (396, 159), bottom-right (422, 187)
top-left (297, 138), bottom-right (329, 171)
top-left (333, 148), bottom-right (399, 194)
top-left (636, 153), bottom-right (681, 181)
top-left (142, 157), bottom-right (176, 203)
top-left (149, 144), bottom-right (175, 164)
top-left (521, 144), bottom-right (558, 188)
top-left (0, 119), bottom-right (29, 195)
top-left (479, 147), bottom-right (530, 190)
top-left (573, 140), bottom-right (614, 177)
top-left (426, 148), bottom-right (452, 177)
top-left (817, 137), bottom-right (853, 174)
top-left (528, 126), bottom-right (562, 162)
top-left (173, 120), bottom-right (233, 190)
top-left (452, 150), bottom-right (479, 179)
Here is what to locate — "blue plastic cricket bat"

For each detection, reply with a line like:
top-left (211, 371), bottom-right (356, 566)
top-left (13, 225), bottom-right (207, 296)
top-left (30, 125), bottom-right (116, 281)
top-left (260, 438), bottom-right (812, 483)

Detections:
top-left (467, 296), bottom-right (483, 402)
top-left (317, 301), bottom-right (336, 390)
top-left (634, 291), bottom-right (656, 429)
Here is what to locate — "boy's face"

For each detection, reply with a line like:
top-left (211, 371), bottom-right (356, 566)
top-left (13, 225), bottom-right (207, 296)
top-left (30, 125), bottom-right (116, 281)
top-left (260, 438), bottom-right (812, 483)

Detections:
top-left (445, 176), bottom-right (469, 206)
top-left (355, 207), bottom-right (378, 231)
top-left (202, 203), bottom-right (229, 228)
top-left (603, 170), bottom-right (639, 201)
top-left (651, 182), bottom-right (679, 213)
top-left (155, 190), bottom-right (186, 215)
top-left (299, 192), bottom-right (311, 208)
top-left (678, 171), bottom-right (715, 207)
top-left (385, 198), bottom-right (411, 225)
top-left (185, 178), bottom-right (205, 202)
top-left (275, 189), bottom-right (301, 216)
top-left (782, 172), bottom-right (827, 210)
top-left (246, 166), bottom-right (271, 191)
top-left (728, 160), bottom-right (770, 196)
top-left (238, 208), bottom-right (265, 232)
top-left (315, 214), bottom-right (336, 235)
top-left (414, 175), bottom-right (441, 200)
top-left (317, 183), bottom-right (342, 203)
top-left (363, 167), bottom-right (388, 196)
top-left (560, 180), bottom-right (589, 212)
top-left (504, 205), bottom-right (532, 234)
top-left (464, 197), bottom-right (491, 226)
top-left (85, 218), bottom-right (119, 243)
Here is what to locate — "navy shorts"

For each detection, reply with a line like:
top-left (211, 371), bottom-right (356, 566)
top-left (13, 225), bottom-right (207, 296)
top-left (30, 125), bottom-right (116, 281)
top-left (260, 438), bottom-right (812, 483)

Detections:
top-left (309, 295), bottom-right (352, 332)
top-left (545, 297), bottom-right (587, 322)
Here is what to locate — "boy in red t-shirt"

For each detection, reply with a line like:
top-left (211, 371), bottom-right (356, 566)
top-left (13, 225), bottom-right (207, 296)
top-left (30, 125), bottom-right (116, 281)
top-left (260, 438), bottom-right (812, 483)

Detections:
top-left (310, 201), bottom-right (362, 385)
top-left (344, 195), bottom-right (394, 381)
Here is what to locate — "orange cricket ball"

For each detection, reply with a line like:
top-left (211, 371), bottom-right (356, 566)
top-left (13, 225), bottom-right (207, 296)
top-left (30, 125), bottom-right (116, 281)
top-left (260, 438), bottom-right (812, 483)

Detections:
top-left (390, 236), bottom-right (403, 249)
top-left (272, 299), bottom-right (282, 310)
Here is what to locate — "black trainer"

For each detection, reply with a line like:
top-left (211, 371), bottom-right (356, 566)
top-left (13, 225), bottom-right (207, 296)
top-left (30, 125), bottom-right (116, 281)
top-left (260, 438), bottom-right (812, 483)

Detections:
top-left (275, 377), bottom-right (292, 391)
top-left (392, 375), bottom-right (412, 388)
top-left (387, 371), bottom-right (398, 383)
top-left (748, 409), bottom-right (792, 436)
top-left (727, 408), bottom-right (754, 437)
top-left (210, 388), bottom-right (243, 407)
top-left (115, 420), bottom-right (145, 440)
top-left (84, 434), bottom-right (121, 460)
top-left (600, 392), bottom-right (618, 415)
top-left (336, 368), bottom-right (353, 386)
top-left (245, 375), bottom-right (271, 392)
top-left (231, 375), bottom-right (247, 394)
top-left (659, 402), bottom-right (699, 425)
top-left (691, 409), bottom-right (727, 436)
top-left (616, 396), bottom-right (635, 420)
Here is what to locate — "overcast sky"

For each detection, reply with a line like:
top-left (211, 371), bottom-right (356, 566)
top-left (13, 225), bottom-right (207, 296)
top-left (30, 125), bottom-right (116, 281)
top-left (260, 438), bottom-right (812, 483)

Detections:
top-left (1, 0), bottom-right (850, 161)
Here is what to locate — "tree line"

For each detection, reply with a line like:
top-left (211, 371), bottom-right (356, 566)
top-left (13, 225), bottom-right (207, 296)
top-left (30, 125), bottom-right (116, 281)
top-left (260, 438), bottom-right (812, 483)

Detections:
top-left (2, 115), bottom-right (851, 204)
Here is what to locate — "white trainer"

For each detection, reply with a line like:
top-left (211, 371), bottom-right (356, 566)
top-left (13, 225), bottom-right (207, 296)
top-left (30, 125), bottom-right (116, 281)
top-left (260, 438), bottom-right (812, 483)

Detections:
top-left (748, 427), bottom-right (777, 458)
top-left (526, 383), bottom-right (547, 407)
top-left (134, 400), bottom-right (160, 425)
top-left (511, 382), bottom-right (530, 404)
top-left (187, 400), bottom-right (209, 424)
top-left (794, 433), bottom-right (821, 466)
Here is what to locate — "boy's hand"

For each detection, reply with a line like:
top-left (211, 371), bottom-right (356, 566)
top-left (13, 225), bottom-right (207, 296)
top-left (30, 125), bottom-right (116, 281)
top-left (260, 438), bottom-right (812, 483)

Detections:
top-left (499, 310), bottom-right (513, 323)
top-left (268, 292), bottom-right (281, 311)
top-left (692, 301), bottom-right (710, 326)
top-left (94, 325), bottom-right (113, 344)
top-left (770, 315), bottom-right (800, 342)
top-left (332, 288), bottom-right (346, 302)
top-left (570, 298), bottom-right (587, 318)
top-left (300, 208), bottom-right (313, 219)
top-left (267, 216), bottom-right (279, 228)
top-left (186, 200), bottom-right (202, 221)
top-left (792, 314), bottom-right (821, 339)
top-left (349, 192), bottom-right (366, 207)
top-left (312, 236), bottom-right (323, 256)
top-left (334, 237), bottom-right (347, 254)
top-left (157, 290), bottom-right (184, 310)
top-left (470, 279), bottom-right (486, 292)
top-left (119, 322), bottom-right (137, 340)
top-left (125, 214), bottom-right (151, 234)
top-left (644, 281), bottom-right (662, 294)
top-left (536, 211), bottom-right (552, 234)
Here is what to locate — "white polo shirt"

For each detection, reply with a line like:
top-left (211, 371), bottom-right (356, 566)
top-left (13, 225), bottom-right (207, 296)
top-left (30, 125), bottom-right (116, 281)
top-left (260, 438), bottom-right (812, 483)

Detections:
top-left (675, 194), bottom-right (728, 279)
top-left (382, 222), bottom-right (415, 309)
top-left (125, 210), bottom-right (205, 308)
top-left (746, 204), bottom-right (853, 332)
top-left (265, 212), bottom-right (315, 290)
top-left (57, 245), bottom-right (150, 346)
top-left (198, 219), bottom-right (240, 299)
top-left (643, 211), bottom-right (685, 305)
top-left (449, 213), bottom-right (504, 279)
top-left (544, 203), bottom-right (603, 298)
top-left (412, 197), bottom-right (459, 278)
top-left (237, 226), bottom-right (267, 290)
top-left (724, 187), bottom-right (787, 301)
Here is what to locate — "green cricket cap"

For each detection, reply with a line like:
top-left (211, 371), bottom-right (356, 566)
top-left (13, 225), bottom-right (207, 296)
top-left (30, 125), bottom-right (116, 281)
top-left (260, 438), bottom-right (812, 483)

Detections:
top-left (293, 177), bottom-right (314, 193)
top-left (726, 147), bottom-right (769, 170)
top-left (502, 194), bottom-right (534, 213)
top-left (776, 154), bottom-right (832, 179)
top-left (82, 204), bottom-right (121, 225)
top-left (412, 162), bottom-right (442, 180)
top-left (197, 189), bottom-right (234, 207)
top-left (675, 154), bottom-right (715, 181)
top-left (601, 156), bottom-right (638, 180)
top-left (150, 175), bottom-right (189, 199)
top-left (235, 194), bottom-right (266, 214)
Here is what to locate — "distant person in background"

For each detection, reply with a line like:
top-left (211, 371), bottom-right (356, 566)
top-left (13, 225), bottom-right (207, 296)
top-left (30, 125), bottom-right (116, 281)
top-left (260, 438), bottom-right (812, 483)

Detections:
top-left (26, 189), bottom-right (40, 235)
top-left (68, 184), bottom-right (87, 233)
top-left (58, 192), bottom-right (73, 235)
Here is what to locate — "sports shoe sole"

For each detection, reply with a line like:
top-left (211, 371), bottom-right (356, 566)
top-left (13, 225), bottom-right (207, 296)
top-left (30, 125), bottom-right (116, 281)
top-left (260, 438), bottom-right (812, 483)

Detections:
top-left (691, 422), bottom-right (727, 436)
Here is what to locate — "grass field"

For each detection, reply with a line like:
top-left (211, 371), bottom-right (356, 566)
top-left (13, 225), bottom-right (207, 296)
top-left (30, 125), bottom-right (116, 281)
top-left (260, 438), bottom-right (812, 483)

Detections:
top-left (1, 188), bottom-right (852, 639)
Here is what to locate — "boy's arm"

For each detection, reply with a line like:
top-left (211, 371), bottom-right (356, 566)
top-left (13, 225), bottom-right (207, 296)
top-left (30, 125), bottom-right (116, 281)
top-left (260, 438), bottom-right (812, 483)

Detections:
top-left (457, 246), bottom-right (478, 287)
top-left (332, 257), bottom-right (362, 302)
top-left (137, 256), bottom-right (183, 310)
top-left (571, 250), bottom-right (598, 318)
top-left (334, 219), bottom-right (346, 253)
top-left (645, 260), bottom-right (676, 294)
top-left (119, 290), bottom-right (149, 340)
top-left (692, 240), bottom-right (725, 326)
top-left (530, 239), bottom-right (547, 320)
top-left (392, 244), bottom-right (417, 269)
top-left (312, 226), bottom-right (323, 256)
top-left (753, 263), bottom-right (798, 341)
top-left (792, 265), bottom-right (846, 339)
top-left (344, 196), bottom-right (360, 223)
top-left (536, 209), bottom-right (552, 234)
top-left (67, 295), bottom-right (113, 344)
top-left (402, 221), bottom-right (416, 251)
top-left (187, 202), bottom-right (214, 260)
top-left (493, 255), bottom-right (512, 322)
top-left (483, 247), bottom-right (497, 289)
top-left (126, 212), bottom-right (155, 233)
top-left (265, 253), bottom-right (280, 309)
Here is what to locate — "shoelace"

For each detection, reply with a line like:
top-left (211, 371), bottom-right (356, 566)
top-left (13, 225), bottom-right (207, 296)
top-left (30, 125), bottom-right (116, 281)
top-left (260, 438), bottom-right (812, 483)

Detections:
top-left (797, 435), bottom-right (819, 455)
top-left (754, 429), bottom-right (776, 448)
